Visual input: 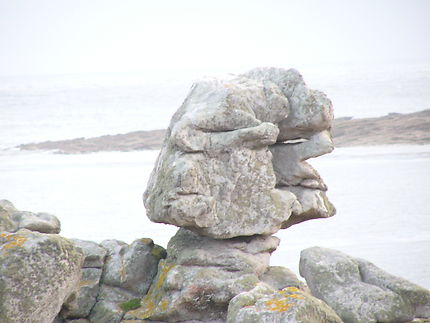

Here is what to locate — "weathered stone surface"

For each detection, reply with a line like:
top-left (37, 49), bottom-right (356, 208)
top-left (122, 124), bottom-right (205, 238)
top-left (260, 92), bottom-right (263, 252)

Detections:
top-left (0, 229), bottom-right (84, 323)
top-left (124, 259), bottom-right (260, 322)
top-left (0, 199), bottom-right (18, 214)
top-left (356, 258), bottom-right (430, 319)
top-left (72, 238), bottom-right (107, 268)
top-left (88, 286), bottom-right (138, 322)
top-left (300, 247), bottom-right (430, 322)
top-left (261, 266), bottom-right (307, 291)
top-left (89, 300), bottom-right (124, 323)
top-left (144, 67), bottom-right (335, 238)
top-left (242, 67), bottom-right (334, 141)
top-left (0, 199), bottom-right (61, 234)
top-left (0, 204), bottom-right (17, 232)
top-left (97, 284), bottom-right (138, 304)
top-left (168, 228), bottom-right (279, 275)
top-left (101, 238), bottom-right (165, 296)
top-left (12, 210), bottom-right (61, 234)
top-left (62, 268), bottom-right (102, 319)
top-left (121, 320), bottom-right (224, 323)
top-left (227, 282), bottom-right (342, 323)
top-left (65, 319), bottom-right (91, 323)
top-left (124, 229), bottom-right (281, 322)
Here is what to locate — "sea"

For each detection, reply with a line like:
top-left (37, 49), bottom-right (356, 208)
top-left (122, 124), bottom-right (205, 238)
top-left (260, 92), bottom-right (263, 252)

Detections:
top-left (1, 63), bottom-right (429, 289)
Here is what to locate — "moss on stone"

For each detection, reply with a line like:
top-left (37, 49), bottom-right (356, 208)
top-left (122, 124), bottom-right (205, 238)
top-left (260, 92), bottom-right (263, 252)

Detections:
top-left (120, 298), bottom-right (142, 312)
top-left (151, 245), bottom-right (167, 259)
top-left (139, 238), bottom-right (154, 246)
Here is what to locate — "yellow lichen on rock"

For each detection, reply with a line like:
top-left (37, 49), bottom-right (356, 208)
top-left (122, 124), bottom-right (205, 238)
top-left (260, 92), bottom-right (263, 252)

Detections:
top-left (285, 286), bottom-right (301, 293)
top-left (125, 261), bottom-right (175, 320)
top-left (0, 232), bottom-right (27, 251)
top-left (155, 261), bottom-right (175, 289)
top-left (264, 297), bottom-right (291, 312)
top-left (264, 287), bottom-right (305, 312)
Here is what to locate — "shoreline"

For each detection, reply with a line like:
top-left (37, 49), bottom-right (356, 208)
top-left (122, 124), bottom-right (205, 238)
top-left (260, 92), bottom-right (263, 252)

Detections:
top-left (18, 109), bottom-right (430, 154)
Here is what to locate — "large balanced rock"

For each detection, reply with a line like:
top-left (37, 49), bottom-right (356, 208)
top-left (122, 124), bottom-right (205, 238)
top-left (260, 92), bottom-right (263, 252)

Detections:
top-left (0, 229), bottom-right (84, 323)
top-left (143, 67), bottom-right (335, 239)
top-left (0, 199), bottom-right (61, 234)
top-left (138, 67), bottom-right (337, 322)
top-left (227, 282), bottom-right (343, 323)
top-left (300, 247), bottom-right (430, 323)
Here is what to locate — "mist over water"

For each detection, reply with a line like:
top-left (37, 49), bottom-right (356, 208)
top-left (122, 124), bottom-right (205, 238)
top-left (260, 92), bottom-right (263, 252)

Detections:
top-left (0, 145), bottom-right (429, 289)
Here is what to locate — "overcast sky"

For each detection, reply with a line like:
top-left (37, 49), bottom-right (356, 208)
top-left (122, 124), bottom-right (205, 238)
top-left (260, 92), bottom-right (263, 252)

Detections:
top-left (1, 0), bottom-right (429, 76)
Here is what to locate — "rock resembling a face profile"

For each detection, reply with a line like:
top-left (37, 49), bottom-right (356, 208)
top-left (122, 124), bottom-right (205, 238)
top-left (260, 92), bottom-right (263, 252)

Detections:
top-left (144, 67), bottom-right (335, 239)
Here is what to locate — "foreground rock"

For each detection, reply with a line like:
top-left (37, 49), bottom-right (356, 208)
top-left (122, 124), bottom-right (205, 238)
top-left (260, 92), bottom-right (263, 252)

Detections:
top-left (0, 199), bottom-right (61, 234)
top-left (0, 229), bottom-right (84, 323)
top-left (124, 229), bottom-right (281, 321)
top-left (58, 237), bottom-right (166, 322)
top-left (227, 283), bottom-right (342, 323)
top-left (0, 199), bottom-right (170, 322)
top-left (300, 247), bottom-right (430, 323)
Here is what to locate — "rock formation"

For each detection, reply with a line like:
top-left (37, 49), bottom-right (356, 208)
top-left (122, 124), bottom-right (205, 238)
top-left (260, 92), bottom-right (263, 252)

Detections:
top-left (227, 283), bottom-right (342, 323)
top-left (134, 67), bottom-right (337, 321)
top-left (0, 199), bottom-right (61, 234)
top-left (56, 237), bottom-right (166, 322)
top-left (300, 247), bottom-right (430, 323)
top-left (0, 229), bottom-right (83, 323)
top-left (3, 68), bottom-right (429, 322)
top-left (0, 200), bottom-right (167, 323)
top-left (143, 67), bottom-right (335, 239)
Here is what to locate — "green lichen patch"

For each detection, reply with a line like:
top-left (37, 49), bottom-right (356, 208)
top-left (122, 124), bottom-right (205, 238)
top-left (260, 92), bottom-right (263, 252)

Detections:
top-left (151, 245), bottom-right (167, 259)
top-left (120, 298), bottom-right (142, 312)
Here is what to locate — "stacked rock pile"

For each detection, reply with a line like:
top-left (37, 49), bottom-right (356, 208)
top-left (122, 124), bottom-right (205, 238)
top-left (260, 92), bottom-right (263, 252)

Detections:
top-left (124, 67), bottom-right (341, 322)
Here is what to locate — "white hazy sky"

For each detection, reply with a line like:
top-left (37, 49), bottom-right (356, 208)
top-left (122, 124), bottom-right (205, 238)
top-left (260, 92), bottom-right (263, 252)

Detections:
top-left (1, 0), bottom-right (429, 76)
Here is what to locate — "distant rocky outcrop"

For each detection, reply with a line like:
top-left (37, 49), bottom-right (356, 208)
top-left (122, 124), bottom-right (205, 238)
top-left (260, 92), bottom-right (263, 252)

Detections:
top-left (333, 109), bottom-right (430, 147)
top-left (18, 129), bottom-right (166, 154)
top-left (17, 110), bottom-right (430, 154)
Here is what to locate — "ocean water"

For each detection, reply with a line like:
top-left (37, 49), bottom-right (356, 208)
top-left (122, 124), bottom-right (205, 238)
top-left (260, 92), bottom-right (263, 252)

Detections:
top-left (1, 63), bottom-right (429, 148)
top-left (1, 64), bottom-right (429, 289)
top-left (0, 145), bottom-right (429, 290)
